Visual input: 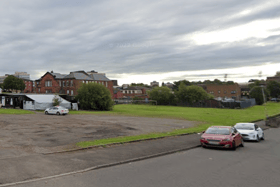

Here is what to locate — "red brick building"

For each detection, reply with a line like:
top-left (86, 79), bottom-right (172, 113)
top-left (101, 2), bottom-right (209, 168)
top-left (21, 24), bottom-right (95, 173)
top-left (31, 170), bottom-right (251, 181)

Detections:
top-left (205, 84), bottom-right (241, 100)
top-left (117, 86), bottom-right (149, 99)
top-left (35, 70), bottom-right (114, 97)
top-left (22, 79), bottom-right (33, 93)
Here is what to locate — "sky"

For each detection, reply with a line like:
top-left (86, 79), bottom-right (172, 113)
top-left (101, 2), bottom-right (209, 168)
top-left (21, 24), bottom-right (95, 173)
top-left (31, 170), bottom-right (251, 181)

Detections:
top-left (0, 0), bottom-right (280, 85)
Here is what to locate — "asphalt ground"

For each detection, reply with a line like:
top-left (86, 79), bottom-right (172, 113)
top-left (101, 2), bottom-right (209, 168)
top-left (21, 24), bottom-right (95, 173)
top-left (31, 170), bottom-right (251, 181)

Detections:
top-left (16, 126), bottom-right (279, 187)
top-left (0, 120), bottom-right (268, 186)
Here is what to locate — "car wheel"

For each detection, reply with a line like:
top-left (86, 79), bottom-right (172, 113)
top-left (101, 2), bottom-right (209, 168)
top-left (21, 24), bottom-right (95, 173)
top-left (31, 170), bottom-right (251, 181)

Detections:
top-left (232, 141), bottom-right (236, 150)
top-left (261, 133), bottom-right (265, 140)
top-left (240, 139), bottom-right (244, 147)
top-left (256, 135), bottom-right (260, 142)
top-left (56, 112), bottom-right (60, 116)
top-left (45, 111), bottom-right (48, 115)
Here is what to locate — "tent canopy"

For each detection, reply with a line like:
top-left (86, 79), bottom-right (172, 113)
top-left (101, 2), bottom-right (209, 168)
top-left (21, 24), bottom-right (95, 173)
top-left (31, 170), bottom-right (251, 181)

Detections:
top-left (25, 94), bottom-right (70, 104)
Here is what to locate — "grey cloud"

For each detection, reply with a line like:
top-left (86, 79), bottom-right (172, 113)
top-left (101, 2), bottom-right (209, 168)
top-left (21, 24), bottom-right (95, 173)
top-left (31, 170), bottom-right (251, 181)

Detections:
top-left (0, 0), bottom-right (279, 81)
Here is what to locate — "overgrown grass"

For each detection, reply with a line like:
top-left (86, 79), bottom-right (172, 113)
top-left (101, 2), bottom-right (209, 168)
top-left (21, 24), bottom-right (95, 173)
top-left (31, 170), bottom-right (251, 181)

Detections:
top-left (0, 108), bottom-right (34, 114)
top-left (76, 102), bottom-right (280, 147)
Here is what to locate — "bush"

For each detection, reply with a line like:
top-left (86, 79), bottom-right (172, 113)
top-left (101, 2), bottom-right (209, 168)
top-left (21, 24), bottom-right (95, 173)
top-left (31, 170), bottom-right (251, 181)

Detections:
top-left (76, 83), bottom-right (114, 111)
top-left (149, 86), bottom-right (174, 105)
top-left (176, 83), bottom-right (210, 105)
top-left (249, 86), bottom-right (269, 105)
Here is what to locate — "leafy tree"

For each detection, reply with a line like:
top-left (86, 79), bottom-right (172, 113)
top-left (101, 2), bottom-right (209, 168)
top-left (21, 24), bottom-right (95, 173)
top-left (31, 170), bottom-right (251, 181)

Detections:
top-left (176, 83), bottom-right (210, 105)
top-left (173, 80), bottom-right (191, 91)
top-left (3, 75), bottom-right (25, 92)
top-left (249, 86), bottom-right (269, 105)
top-left (52, 95), bottom-right (62, 106)
top-left (267, 81), bottom-right (280, 98)
top-left (148, 86), bottom-right (174, 105)
top-left (76, 83), bottom-right (114, 111)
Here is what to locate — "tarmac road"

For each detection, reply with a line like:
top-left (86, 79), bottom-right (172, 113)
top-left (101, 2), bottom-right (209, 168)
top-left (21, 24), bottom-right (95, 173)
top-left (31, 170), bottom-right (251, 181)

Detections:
top-left (12, 127), bottom-right (280, 187)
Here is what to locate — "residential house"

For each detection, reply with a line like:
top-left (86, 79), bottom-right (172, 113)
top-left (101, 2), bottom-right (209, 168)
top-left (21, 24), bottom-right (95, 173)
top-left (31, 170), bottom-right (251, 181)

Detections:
top-left (35, 70), bottom-right (114, 97)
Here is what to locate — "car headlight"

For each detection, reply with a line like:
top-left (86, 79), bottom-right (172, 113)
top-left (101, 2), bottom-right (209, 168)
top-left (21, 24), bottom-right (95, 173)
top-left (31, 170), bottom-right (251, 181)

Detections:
top-left (222, 138), bottom-right (230, 141)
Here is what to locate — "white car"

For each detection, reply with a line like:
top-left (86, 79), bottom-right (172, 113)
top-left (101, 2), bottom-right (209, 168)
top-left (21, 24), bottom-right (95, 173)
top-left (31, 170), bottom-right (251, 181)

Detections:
top-left (44, 106), bottom-right (69, 115)
top-left (234, 123), bottom-right (264, 142)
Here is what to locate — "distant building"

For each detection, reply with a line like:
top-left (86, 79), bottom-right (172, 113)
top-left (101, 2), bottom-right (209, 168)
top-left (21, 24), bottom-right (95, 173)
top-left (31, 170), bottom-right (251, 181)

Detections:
top-left (35, 70), bottom-right (114, 97)
top-left (13, 72), bottom-right (30, 80)
top-left (163, 82), bottom-right (174, 89)
top-left (266, 72), bottom-right (280, 83)
top-left (205, 83), bottom-right (241, 100)
top-left (150, 81), bottom-right (159, 87)
top-left (0, 76), bottom-right (7, 84)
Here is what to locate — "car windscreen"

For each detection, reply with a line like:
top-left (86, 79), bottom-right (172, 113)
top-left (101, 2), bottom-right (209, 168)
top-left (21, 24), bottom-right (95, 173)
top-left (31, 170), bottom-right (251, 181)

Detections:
top-left (205, 128), bottom-right (230, 135)
top-left (235, 124), bottom-right (254, 130)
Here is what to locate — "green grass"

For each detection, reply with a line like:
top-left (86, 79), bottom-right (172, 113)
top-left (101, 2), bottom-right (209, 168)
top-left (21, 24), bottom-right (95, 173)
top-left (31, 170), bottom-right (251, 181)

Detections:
top-left (0, 108), bottom-right (34, 114)
top-left (76, 102), bottom-right (280, 148)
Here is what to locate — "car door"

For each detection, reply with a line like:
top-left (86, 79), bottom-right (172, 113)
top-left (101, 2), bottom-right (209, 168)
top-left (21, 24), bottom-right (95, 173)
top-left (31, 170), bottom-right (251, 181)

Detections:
top-left (254, 124), bottom-right (262, 137)
top-left (232, 127), bottom-right (241, 145)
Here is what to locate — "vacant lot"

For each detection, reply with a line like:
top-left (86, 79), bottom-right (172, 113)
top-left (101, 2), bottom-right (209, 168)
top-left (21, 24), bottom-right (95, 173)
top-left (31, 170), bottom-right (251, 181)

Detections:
top-left (0, 112), bottom-right (197, 157)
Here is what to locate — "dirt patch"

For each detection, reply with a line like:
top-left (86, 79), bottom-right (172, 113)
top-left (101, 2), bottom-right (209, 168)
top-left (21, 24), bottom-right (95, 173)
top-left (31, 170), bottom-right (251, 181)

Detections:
top-left (0, 113), bottom-right (198, 156)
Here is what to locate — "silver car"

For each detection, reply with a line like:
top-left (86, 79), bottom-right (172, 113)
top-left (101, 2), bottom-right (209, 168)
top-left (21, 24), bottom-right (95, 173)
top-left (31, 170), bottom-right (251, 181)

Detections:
top-left (44, 106), bottom-right (69, 115)
top-left (234, 123), bottom-right (264, 142)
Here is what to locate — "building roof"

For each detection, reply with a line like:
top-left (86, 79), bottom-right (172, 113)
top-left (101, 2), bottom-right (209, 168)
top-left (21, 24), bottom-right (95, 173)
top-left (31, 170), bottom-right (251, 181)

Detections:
top-left (89, 74), bottom-right (110, 81)
top-left (64, 72), bottom-right (93, 80)
top-left (50, 72), bottom-right (67, 79)
top-left (25, 94), bottom-right (70, 104)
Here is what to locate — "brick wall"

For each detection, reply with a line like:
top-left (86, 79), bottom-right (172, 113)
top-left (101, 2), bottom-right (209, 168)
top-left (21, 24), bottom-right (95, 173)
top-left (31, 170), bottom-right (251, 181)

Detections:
top-left (206, 84), bottom-right (241, 100)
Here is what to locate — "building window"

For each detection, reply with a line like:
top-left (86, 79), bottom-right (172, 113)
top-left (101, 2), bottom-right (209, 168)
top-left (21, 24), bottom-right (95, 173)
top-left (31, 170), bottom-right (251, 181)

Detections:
top-left (63, 81), bottom-right (65, 87)
top-left (70, 80), bottom-right (73, 86)
top-left (45, 81), bottom-right (52, 87)
top-left (67, 90), bottom-right (69, 95)
top-left (46, 90), bottom-right (52, 93)
top-left (82, 81), bottom-right (84, 83)
top-left (71, 90), bottom-right (73, 95)
top-left (224, 91), bottom-right (227, 94)
top-left (38, 88), bottom-right (40, 92)
top-left (231, 91), bottom-right (236, 94)
top-left (106, 82), bottom-right (108, 87)
top-left (218, 90), bottom-right (220, 94)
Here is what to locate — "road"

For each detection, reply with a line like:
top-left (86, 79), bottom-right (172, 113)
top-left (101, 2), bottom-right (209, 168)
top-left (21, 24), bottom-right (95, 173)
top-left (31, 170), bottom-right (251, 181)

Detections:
top-left (10, 127), bottom-right (280, 187)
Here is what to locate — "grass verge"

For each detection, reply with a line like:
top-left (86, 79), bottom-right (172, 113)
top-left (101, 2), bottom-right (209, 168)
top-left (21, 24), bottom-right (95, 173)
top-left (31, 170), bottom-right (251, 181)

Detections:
top-left (76, 102), bottom-right (280, 148)
top-left (0, 108), bottom-right (34, 114)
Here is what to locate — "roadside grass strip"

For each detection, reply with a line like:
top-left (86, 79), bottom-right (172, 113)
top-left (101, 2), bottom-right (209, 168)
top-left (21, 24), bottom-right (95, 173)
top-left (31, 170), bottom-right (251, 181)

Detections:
top-left (77, 124), bottom-right (208, 148)
top-left (76, 102), bottom-right (280, 148)
top-left (0, 108), bottom-right (34, 114)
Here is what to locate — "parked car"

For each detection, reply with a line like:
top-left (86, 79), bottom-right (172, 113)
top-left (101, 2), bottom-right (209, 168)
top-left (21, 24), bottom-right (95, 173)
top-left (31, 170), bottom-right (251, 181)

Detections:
top-left (270, 98), bottom-right (280, 102)
top-left (45, 106), bottom-right (69, 115)
top-left (234, 123), bottom-right (264, 142)
top-left (200, 126), bottom-right (244, 150)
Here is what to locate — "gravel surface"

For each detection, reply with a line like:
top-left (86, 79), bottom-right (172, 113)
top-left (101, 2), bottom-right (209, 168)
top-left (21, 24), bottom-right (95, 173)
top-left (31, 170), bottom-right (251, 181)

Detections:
top-left (0, 112), bottom-right (198, 156)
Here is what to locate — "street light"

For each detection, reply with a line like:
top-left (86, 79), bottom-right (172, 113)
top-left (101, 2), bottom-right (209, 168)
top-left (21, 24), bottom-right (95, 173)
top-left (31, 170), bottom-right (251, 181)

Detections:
top-left (261, 85), bottom-right (268, 120)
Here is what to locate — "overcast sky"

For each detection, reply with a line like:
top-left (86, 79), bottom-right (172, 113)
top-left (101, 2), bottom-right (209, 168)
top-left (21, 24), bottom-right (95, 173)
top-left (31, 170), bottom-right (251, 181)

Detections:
top-left (0, 0), bottom-right (280, 85)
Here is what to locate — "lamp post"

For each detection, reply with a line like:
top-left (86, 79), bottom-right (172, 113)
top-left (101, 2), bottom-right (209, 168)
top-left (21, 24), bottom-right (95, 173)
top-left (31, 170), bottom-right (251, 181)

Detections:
top-left (261, 85), bottom-right (268, 120)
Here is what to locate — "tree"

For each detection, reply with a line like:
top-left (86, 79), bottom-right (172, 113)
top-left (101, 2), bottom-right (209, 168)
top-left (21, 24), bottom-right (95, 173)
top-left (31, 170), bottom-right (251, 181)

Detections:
top-left (173, 80), bottom-right (191, 91)
top-left (267, 81), bottom-right (280, 98)
top-left (176, 84), bottom-right (210, 105)
top-left (52, 95), bottom-right (62, 106)
top-left (3, 75), bottom-right (25, 92)
top-left (148, 86), bottom-right (174, 105)
top-left (249, 86), bottom-right (269, 105)
top-left (75, 83), bottom-right (114, 111)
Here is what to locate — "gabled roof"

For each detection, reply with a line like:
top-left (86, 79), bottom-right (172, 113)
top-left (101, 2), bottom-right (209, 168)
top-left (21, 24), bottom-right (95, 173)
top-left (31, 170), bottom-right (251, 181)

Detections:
top-left (63, 72), bottom-right (93, 80)
top-left (89, 74), bottom-right (110, 81)
top-left (51, 72), bottom-right (67, 79)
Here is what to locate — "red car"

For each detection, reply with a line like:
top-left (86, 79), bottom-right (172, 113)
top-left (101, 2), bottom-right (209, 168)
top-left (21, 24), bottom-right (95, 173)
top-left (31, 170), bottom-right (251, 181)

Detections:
top-left (200, 126), bottom-right (244, 150)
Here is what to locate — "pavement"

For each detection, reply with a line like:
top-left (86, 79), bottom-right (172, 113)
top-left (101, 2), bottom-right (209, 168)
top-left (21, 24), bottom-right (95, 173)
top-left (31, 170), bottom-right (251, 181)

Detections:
top-left (0, 120), bottom-right (268, 186)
